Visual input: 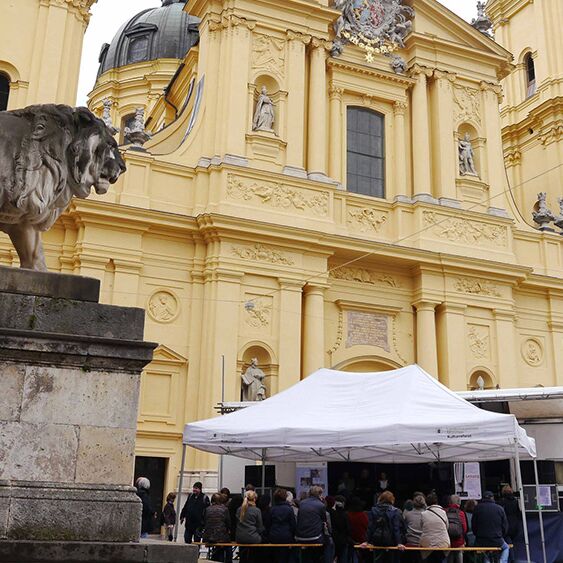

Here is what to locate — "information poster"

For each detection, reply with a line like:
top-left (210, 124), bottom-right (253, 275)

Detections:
top-left (295, 463), bottom-right (328, 499)
top-left (454, 462), bottom-right (482, 500)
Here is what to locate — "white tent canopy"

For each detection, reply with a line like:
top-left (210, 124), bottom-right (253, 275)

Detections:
top-left (183, 365), bottom-right (536, 463)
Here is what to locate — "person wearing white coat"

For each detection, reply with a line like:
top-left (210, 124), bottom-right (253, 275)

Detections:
top-left (419, 493), bottom-right (450, 563)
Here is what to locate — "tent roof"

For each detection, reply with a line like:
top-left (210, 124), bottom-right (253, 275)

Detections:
top-left (183, 365), bottom-right (536, 463)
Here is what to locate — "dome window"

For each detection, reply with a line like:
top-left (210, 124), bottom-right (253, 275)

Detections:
top-left (128, 36), bottom-right (150, 65)
top-left (0, 73), bottom-right (10, 111)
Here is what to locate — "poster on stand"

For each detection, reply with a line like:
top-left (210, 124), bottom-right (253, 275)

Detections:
top-left (296, 463), bottom-right (328, 499)
top-left (454, 462), bottom-right (482, 500)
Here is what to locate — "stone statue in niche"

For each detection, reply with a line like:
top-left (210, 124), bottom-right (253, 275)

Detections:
top-left (0, 104), bottom-right (126, 271)
top-left (458, 133), bottom-right (479, 177)
top-left (252, 87), bottom-right (275, 133)
top-left (241, 358), bottom-right (267, 402)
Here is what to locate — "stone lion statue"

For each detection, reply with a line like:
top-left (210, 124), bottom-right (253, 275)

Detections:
top-left (0, 104), bottom-right (126, 271)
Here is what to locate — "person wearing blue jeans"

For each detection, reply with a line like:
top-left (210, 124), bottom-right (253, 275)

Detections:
top-left (471, 491), bottom-right (510, 563)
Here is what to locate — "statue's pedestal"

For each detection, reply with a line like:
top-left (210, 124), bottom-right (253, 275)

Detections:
top-left (0, 267), bottom-right (197, 562)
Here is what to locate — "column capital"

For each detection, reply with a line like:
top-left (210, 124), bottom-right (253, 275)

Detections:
top-left (304, 282), bottom-right (330, 294)
top-left (393, 100), bottom-right (408, 115)
top-left (287, 30), bottom-right (312, 45)
top-left (278, 278), bottom-right (305, 291)
top-left (433, 69), bottom-right (457, 84)
top-left (310, 37), bottom-right (332, 52)
top-left (329, 83), bottom-right (344, 101)
top-left (412, 300), bottom-right (440, 312)
top-left (493, 308), bottom-right (517, 321)
top-left (409, 64), bottom-right (434, 79)
top-left (436, 302), bottom-right (467, 315)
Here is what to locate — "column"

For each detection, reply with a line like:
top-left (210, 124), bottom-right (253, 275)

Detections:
top-left (302, 284), bottom-right (327, 377)
top-left (410, 66), bottom-right (432, 197)
top-left (481, 82), bottom-right (506, 208)
top-left (431, 71), bottom-right (457, 201)
top-left (548, 293), bottom-right (563, 386)
top-left (436, 303), bottom-right (467, 389)
top-left (202, 19), bottom-right (223, 157)
top-left (494, 309), bottom-right (517, 388)
top-left (413, 301), bottom-right (439, 377)
top-left (285, 31), bottom-right (310, 175)
top-left (329, 84), bottom-right (344, 183)
top-left (393, 101), bottom-right (408, 197)
top-left (307, 38), bottom-right (329, 179)
top-left (278, 279), bottom-right (304, 390)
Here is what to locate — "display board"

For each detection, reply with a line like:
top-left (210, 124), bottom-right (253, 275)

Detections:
top-left (523, 484), bottom-right (560, 512)
top-left (295, 463), bottom-right (328, 499)
top-left (454, 462), bottom-right (482, 500)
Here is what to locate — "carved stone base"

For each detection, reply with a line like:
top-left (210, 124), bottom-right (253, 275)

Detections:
top-left (0, 540), bottom-right (199, 563)
top-left (246, 131), bottom-right (287, 171)
top-left (456, 176), bottom-right (489, 211)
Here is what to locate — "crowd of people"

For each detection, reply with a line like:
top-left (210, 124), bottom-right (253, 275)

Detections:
top-left (135, 477), bottom-right (523, 563)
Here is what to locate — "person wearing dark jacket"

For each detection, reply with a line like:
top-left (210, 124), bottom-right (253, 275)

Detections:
top-left (135, 477), bottom-right (155, 538)
top-left (162, 492), bottom-right (177, 541)
top-left (331, 496), bottom-right (352, 563)
top-left (296, 486), bottom-right (327, 563)
top-left (472, 491), bottom-right (509, 563)
top-left (180, 482), bottom-right (210, 544)
top-left (497, 485), bottom-right (522, 561)
top-left (204, 493), bottom-right (232, 562)
top-left (366, 491), bottom-right (405, 563)
top-left (270, 489), bottom-right (297, 563)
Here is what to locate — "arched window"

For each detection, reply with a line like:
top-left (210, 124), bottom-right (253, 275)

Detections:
top-left (347, 107), bottom-right (385, 198)
top-left (127, 36), bottom-right (149, 65)
top-left (525, 53), bottom-right (536, 98)
top-left (0, 74), bottom-right (10, 111)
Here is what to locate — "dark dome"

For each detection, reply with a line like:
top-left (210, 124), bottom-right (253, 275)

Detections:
top-left (98, 0), bottom-right (199, 75)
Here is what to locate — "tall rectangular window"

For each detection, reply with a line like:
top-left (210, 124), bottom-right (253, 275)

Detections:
top-left (347, 107), bottom-right (385, 198)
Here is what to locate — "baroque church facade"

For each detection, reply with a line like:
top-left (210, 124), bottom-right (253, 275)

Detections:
top-left (1, 0), bottom-right (562, 493)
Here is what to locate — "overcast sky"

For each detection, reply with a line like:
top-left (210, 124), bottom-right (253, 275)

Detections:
top-left (77, 0), bottom-right (478, 105)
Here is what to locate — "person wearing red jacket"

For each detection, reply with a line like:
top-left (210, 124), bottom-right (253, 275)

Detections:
top-left (446, 495), bottom-right (468, 563)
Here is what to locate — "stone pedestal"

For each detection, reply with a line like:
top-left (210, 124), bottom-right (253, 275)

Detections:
top-left (0, 267), bottom-right (153, 542)
top-left (0, 267), bottom-right (198, 562)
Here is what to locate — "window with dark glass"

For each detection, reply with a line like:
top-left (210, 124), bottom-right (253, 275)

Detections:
top-left (347, 107), bottom-right (385, 198)
top-left (0, 74), bottom-right (10, 112)
top-left (525, 53), bottom-right (536, 98)
top-left (127, 36), bottom-right (149, 64)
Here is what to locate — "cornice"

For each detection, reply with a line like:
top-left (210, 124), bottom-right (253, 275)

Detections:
top-left (327, 58), bottom-right (415, 87)
top-left (40, 0), bottom-right (97, 22)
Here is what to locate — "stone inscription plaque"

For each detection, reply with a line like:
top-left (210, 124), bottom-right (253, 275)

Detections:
top-left (346, 311), bottom-right (390, 351)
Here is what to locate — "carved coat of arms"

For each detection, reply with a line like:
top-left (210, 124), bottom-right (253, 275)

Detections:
top-left (333, 0), bottom-right (414, 71)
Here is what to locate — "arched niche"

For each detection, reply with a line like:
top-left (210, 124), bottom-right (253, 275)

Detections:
top-left (0, 73), bottom-right (10, 112)
top-left (468, 368), bottom-right (496, 390)
top-left (250, 74), bottom-right (284, 137)
top-left (237, 342), bottom-right (279, 400)
top-left (334, 355), bottom-right (402, 373)
top-left (457, 122), bottom-right (483, 179)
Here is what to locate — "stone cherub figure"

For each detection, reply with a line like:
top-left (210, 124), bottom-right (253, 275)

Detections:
top-left (458, 133), bottom-right (479, 176)
top-left (0, 104), bottom-right (126, 271)
top-left (252, 87), bottom-right (275, 133)
top-left (241, 358), bottom-right (267, 402)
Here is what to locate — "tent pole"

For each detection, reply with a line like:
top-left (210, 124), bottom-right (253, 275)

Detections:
top-left (514, 444), bottom-right (531, 563)
top-left (533, 459), bottom-right (548, 563)
top-left (261, 449), bottom-right (266, 495)
top-left (174, 443), bottom-right (187, 542)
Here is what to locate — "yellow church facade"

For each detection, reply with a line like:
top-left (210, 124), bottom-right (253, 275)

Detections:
top-left (0, 0), bottom-right (562, 495)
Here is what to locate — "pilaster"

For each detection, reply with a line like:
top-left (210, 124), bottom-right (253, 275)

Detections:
top-left (493, 309), bottom-right (517, 388)
top-left (278, 278), bottom-right (304, 390)
top-left (329, 83), bottom-right (344, 183)
top-left (393, 100), bottom-right (408, 198)
top-left (436, 302), bottom-right (467, 389)
top-left (285, 31), bottom-right (310, 175)
top-left (431, 70), bottom-right (457, 201)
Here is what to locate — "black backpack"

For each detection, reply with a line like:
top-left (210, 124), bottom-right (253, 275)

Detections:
top-left (370, 511), bottom-right (394, 546)
top-left (445, 507), bottom-right (464, 541)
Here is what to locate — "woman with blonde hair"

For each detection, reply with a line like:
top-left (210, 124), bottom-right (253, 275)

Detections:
top-left (236, 490), bottom-right (264, 561)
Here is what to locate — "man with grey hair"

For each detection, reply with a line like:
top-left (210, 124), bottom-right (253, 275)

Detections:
top-left (135, 477), bottom-right (155, 538)
top-left (295, 486), bottom-right (327, 562)
top-left (446, 494), bottom-right (468, 562)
